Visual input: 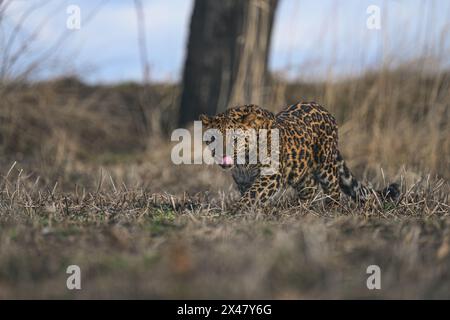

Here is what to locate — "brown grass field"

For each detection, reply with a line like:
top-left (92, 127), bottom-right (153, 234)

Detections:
top-left (0, 64), bottom-right (449, 298)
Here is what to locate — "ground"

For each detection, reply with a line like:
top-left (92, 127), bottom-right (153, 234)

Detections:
top-left (0, 71), bottom-right (449, 298)
top-left (0, 150), bottom-right (448, 299)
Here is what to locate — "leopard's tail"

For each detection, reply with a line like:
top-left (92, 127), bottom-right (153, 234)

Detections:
top-left (336, 151), bottom-right (399, 202)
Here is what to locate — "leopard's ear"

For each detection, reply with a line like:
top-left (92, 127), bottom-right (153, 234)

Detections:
top-left (199, 114), bottom-right (211, 126)
top-left (242, 112), bottom-right (257, 124)
top-left (242, 112), bottom-right (264, 126)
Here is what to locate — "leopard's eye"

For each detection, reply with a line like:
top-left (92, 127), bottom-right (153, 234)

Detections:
top-left (204, 133), bottom-right (216, 145)
top-left (205, 135), bottom-right (216, 145)
top-left (230, 132), bottom-right (244, 139)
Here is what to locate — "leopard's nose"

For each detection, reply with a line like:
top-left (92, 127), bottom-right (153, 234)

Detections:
top-left (218, 155), bottom-right (233, 169)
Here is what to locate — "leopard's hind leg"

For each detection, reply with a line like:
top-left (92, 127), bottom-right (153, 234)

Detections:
top-left (314, 137), bottom-right (341, 204)
top-left (295, 174), bottom-right (319, 201)
top-left (315, 161), bottom-right (341, 204)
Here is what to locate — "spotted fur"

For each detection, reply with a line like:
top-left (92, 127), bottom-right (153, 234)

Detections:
top-left (200, 102), bottom-right (399, 207)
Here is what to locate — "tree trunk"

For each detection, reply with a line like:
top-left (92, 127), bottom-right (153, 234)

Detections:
top-left (178, 0), bottom-right (278, 126)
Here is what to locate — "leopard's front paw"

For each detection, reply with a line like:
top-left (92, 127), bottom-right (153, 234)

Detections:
top-left (227, 195), bottom-right (258, 213)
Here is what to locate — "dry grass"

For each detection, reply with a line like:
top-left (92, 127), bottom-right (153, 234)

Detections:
top-left (0, 64), bottom-right (449, 298)
top-left (0, 166), bottom-right (448, 299)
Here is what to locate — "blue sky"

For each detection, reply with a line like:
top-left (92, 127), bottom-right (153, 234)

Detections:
top-left (2, 0), bottom-right (450, 83)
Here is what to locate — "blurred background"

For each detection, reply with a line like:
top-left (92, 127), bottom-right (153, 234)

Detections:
top-left (0, 0), bottom-right (449, 194)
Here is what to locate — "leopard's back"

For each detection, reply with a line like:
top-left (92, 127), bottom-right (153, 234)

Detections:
top-left (273, 102), bottom-right (338, 183)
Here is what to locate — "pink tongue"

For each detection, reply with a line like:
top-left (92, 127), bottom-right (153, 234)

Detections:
top-left (220, 155), bottom-right (233, 165)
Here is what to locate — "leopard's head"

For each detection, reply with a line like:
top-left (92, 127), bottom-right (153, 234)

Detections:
top-left (200, 105), bottom-right (275, 170)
